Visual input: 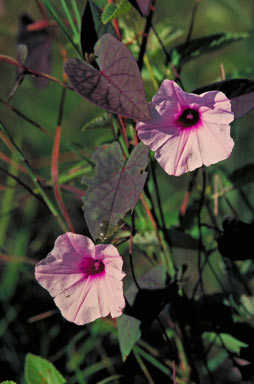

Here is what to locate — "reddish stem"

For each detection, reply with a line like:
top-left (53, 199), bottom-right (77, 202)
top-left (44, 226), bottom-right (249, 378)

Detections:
top-left (140, 193), bottom-right (158, 233)
top-left (36, 0), bottom-right (49, 21)
top-left (180, 190), bottom-right (190, 216)
top-left (51, 124), bottom-right (75, 233)
top-left (172, 360), bottom-right (176, 384)
top-left (0, 152), bottom-right (27, 173)
top-left (118, 116), bottom-right (129, 148)
top-left (0, 54), bottom-right (70, 89)
top-left (107, 0), bottom-right (121, 39)
top-left (113, 19), bottom-right (121, 40)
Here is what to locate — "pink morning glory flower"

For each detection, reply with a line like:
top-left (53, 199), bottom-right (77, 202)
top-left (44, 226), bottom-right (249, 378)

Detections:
top-left (136, 80), bottom-right (234, 176)
top-left (35, 233), bottom-right (125, 325)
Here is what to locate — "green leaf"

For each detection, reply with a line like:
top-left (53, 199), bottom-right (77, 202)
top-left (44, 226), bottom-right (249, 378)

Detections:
top-left (229, 164), bottom-right (254, 188)
top-left (0, 381), bottom-right (16, 384)
top-left (202, 332), bottom-right (248, 354)
top-left (81, 112), bottom-right (111, 131)
top-left (117, 266), bottom-right (167, 360)
top-left (117, 314), bottom-right (142, 361)
top-left (25, 353), bottom-right (66, 384)
top-left (204, 350), bottom-right (228, 373)
top-left (169, 32), bottom-right (249, 67)
top-left (101, 0), bottom-right (131, 24)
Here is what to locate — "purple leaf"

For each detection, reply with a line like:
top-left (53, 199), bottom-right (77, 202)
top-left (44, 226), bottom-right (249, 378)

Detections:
top-left (193, 78), bottom-right (254, 120)
top-left (137, 0), bottom-right (151, 15)
top-left (82, 141), bottom-right (149, 241)
top-left (117, 266), bottom-right (167, 360)
top-left (17, 13), bottom-right (52, 88)
top-left (64, 33), bottom-right (150, 121)
top-left (230, 92), bottom-right (254, 119)
top-left (127, 0), bottom-right (151, 16)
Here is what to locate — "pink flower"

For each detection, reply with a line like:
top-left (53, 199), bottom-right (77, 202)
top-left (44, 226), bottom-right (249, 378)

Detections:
top-left (35, 233), bottom-right (125, 325)
top-left (136, 80), bottom-right (234, 176)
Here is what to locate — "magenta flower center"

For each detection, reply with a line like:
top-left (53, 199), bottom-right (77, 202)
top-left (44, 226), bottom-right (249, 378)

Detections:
top-left (80, 258), bottom-right (105, 275)
top-left (176, 108), bottom-right (200, 128)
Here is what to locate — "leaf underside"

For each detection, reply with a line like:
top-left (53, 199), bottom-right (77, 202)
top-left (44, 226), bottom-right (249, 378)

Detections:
top-left (65, 34), bottom-right (150, 120)
top-left (127, 0), bottom-right (151, 16)
top-left (82, 141), bottom-right (149, 241)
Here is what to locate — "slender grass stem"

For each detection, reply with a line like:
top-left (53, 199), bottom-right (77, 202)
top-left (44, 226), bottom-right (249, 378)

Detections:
top-left (0, 121), bottom-right (68, 232)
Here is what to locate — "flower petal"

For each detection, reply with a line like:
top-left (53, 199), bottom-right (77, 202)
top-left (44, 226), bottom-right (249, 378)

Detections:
top-left (196, 121), bottom-right (234, 166)
top-left (136, 104), bottom-right (179, 152)
top-left (136, 79), bottom-right (235, 176)
top-left (53, 273), bottom-right (125, 325)
top-left (35, 233), bottom-right (126, 325)
top-left (54, 276), bottom-right (101, 325)
top-left (66, 232), bottom-right (95, 259)
top-left (95, 244), bottom-right (126, 280)
top-left (35, 233), bottom-right (86, 297)
top-left (154, 129), bottom-right (203, 176)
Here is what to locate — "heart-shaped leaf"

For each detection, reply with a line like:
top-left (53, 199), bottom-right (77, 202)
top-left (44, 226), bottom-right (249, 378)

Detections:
top-left (193, 78), bottom-right (254, 120)
top-left (64, 33), bottom-right (150, 120)
top-left (117, 265), bottom-right (167, 360)
top-left (81, 0), bottom-right (116, 54)
top-left (117, 314), bottom-right (141, 361)
top-left (25, 353), bottom-right (66, 384)
top-left (127, 0), bottom-right (151, 16)
top-left (82, 141), bottom-right (149, 241)
top-left (169, 32), bottom-right (249, 67)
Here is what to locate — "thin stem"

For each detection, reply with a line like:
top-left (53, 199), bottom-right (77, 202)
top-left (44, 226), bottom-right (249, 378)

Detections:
top-left (150, 22), bottom-right (170, 60)
top-left (107, 0), bottom-right (121, 39)
top-left (0, 166), bottom-right (47, 208)
top-left (118, 116), bottom-right (129, 149)
top-left (0, 121), bottom-right (68, 232)
top-left (196, 167), bottom-right (206, 296)
top-left (150, 159), bottom-right (166, 231)
top-left (0, 96), bottom-right (49, 135)
top-left (0, 96), bottom-right (91, 163)
top-left (51, 87), bottom-right (75, 233)
top-left (61, 0), bottom-right (79, 37)
top-left (144, 54), bottom-right (159, 91)
top-left (185, 0), bottom-right (200, 44)
top-left (0, 54), bottom-right (70, 89)
top-left (180, 169), bottom-right (198, 216)
top-left (70, 0), bottom-right (81, 31)
top-left (41, 0), bottom-right (82, 57)
top-left (35, 0), bottom-right (49, 20)
top-left (223, 194), bottom-right (239, 218)
top-left (239, 187), bottom-right (254, 214)
top-left (129, 212), bottom-right (141, 290)
top-left (137, 0), bottom-right (156, 70)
